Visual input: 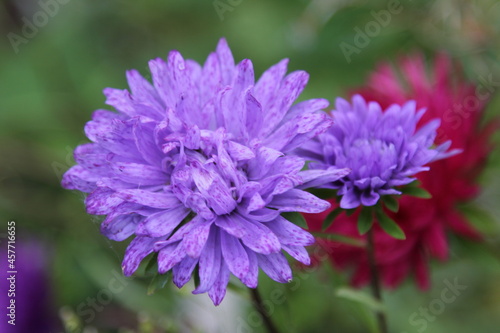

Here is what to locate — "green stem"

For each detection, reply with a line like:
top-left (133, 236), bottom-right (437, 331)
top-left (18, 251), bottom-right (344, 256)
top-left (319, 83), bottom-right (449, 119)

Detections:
top-left (250, 287), bottom-right (281, 333)
top-left (311, 232), bottom-right (366, 247)
top-left (367, 228), bottom-right (389, 333)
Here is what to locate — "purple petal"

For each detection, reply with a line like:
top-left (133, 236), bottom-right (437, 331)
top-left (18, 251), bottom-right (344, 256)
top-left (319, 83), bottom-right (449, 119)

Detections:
top-left (378, 188), bottom-right (402, 195)
top-left (103, 88), bottom-right (135, 116)
top-left (101, 213), bottom-right (142, 241)
top-left (269, 189), bottom-right (330, 213)
top-left (220, 230), bottom-right (249, 279)
top-left (122, 236), bottom-right (157, 276)
top-left (261, 70), bottom-right (309, 136)
top-left (270, 155), bottom-right (304, 176)
top-left (136, 206), bottom-right (190, 237)
top-left (208, 262), bottom-right (230, 306)
top-left (184, 125), bottom-right (201, 150)
top-left (234, 59), bottom-right (254, 93)
top-left (87, 119), bottom-right (141, 159)
top-left (191, 162), bottom-right (236, 215)
top-left (193, 228), bottom-right (221, 294)
top-left (282, 245), bottom-right (310, 265)
top-left (240, 208), bottom-right (281, 222)
top-left (247, 192), bottom-right (266, 212)
top-left (214, 214), bottom-right (247, 238)
top-left (254, 58), bottom-right (289, 111)
top-left (360, 190), bottom-right (380, 206)
top-left (216, 38), bottom-right (235, 85)
top-left (149, 58), bottom-right (175, 108)
top-left (297, 168), bottom-right (350, 190)
top-left (340, 190), bottom-right (361, 209)
top-left (157, 215), bottom-right (205, 246)
top-left (245, 91), bottom-right (263, 137)
top-left (158, 242), bottom-right (186, 274)
top-left (241, 248), bottom-right (259, 288)
top-left (183, 221), bottom-right (213, 258)
top-left (167, 50), bottom-right (188, 95)
top-left (112, 162), bottom-right (167, 185)
top-left (62, 165), bottom-right (99, 192)
top-left (240, 219), bottom-right (281, 255)
top-left (84, 117), bottom-right (114, 143)
top-left (133, 120), bottom-right (163, 165)
top-left (185, 193), bottom-right (215, 220)
top-left (266, 216), bottom-right (315, 246)
top-left (96, 178), bottom-right (135, 191)
top-left (85, 187), bottom-right (124, 215)
top-left (73, 143), bottom-right (110, 173)
top-left (200, 52), bottom-right (222, 107)
top-left (257, 252), bottom-right (292, 283)
top-left (282, 98), bottom-right (329, 123)
top-left (247, 146), bottom-right (283, 180)
top-left (126, 69), bottom-right (162, 110)
top-left (227, 140), bottom-right (255, 161)
top-left (281, 114), bottom-right (334, 153)
top-left (115, 189), bottom-right (181, 209)
top-left (172, 256), bottom-right (198, 288)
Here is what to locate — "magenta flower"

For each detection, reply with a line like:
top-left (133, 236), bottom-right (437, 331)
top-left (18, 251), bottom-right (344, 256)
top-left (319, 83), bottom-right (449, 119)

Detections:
top-left (297, 95), bottom-right (458, 209)
top-left (62, 39), bottom-right (348, 305)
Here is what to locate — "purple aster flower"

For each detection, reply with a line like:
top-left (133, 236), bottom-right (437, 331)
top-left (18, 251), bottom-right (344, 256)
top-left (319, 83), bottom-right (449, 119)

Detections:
top-left (296, 94), bottom-right (459, 210)
top-left (62, 38), bottom-right (349, 305)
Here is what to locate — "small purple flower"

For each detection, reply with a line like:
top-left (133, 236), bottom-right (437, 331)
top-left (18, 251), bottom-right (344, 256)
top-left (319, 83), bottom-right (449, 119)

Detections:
top-left (62, 38), bottom-right (348, 305)
top-left (296, 95), bottom-right (459, 209)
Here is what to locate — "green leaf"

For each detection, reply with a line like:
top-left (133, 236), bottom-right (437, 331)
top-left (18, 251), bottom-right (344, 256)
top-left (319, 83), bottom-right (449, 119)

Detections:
top-left (144, 253), bottom-right (159, 276)
top-left (376, 209), bottom-right (406, 240)
top-left (383, 195), bottom-right (399, 212)
top-left (281, 211), bottom-right (308, 229)
top-left (460, 204), bottom-right (499, 235)
top-left (322, 207), bottom-right (343, 231)
top-left (308, 188), bottom-right (337, 200)
top-left (311, 232), bottom-right (365, 247)
top-left (193, 266), bottom-right (200, 288)
top-left (345, 208), bottom-right (357, 217)
top-left (402, 186), bottom-right (431, 199)
top-left (357, 207), bottom-right (374, 235)
top-left (147, 271), bottom-right (171, 295)
top-left (335, 287), bottom-right (386, 313)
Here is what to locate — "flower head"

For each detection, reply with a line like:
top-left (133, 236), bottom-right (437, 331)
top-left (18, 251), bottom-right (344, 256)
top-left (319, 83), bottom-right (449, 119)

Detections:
top-left (298, 94), bottom-right (457, 209)
top-left (62, 38), bottom-right (348, 305)
top-left (304, 53), bottom-right (498, 289)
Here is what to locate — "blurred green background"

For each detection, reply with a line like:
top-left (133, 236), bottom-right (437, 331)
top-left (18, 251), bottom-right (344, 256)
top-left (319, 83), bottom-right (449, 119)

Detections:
top-left (0, 0), bottom-right (499, 332)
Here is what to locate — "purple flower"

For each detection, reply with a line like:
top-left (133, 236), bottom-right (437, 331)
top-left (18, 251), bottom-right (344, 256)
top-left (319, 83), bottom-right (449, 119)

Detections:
top-left (62, 38), bottom-right (348, 305)
top-left (0, 238), bottom-right (57, 333)
top-left (296, 95), bottom-right (458, 210)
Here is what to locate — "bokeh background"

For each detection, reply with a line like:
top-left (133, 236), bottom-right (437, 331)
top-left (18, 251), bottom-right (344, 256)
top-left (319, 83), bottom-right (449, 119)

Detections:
top-left (1, 0), bottom-right (499, 332)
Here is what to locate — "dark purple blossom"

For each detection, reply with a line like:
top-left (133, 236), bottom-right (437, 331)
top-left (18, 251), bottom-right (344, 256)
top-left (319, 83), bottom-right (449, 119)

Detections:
top-left (296, 95), bottom-right (458, 209)
top-left (62, 39), bottom-right (348, 305)
top-left (0, 238), bottom-right (57, 333)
